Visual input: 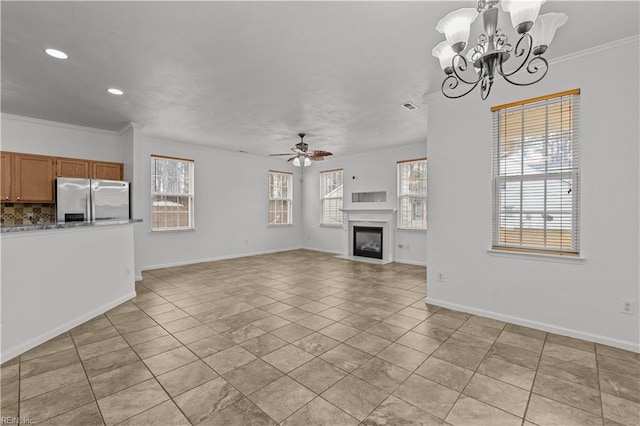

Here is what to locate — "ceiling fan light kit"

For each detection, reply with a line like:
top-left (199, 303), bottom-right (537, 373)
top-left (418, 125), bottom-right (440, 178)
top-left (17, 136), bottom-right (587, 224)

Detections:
top-left (432, 0), bottom-right (567, 100)
top-left (269, 133), bottom-right (333, 170)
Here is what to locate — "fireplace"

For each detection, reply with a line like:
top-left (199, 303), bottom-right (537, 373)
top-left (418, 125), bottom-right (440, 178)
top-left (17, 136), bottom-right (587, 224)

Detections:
top-left (353, 226), bottom-right (383, 260)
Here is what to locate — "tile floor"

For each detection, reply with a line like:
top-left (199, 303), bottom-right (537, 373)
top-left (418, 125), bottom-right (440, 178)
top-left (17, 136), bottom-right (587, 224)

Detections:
top-left (1, 250), bottom-right (639, 425)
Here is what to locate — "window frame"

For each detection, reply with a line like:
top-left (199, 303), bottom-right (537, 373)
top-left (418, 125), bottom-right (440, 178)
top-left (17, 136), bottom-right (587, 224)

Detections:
top-left (150, 154), bottom-right (195, 232)
top-left (268, 170), bottom-right (293, 226)
top-left (491, 89), bottom-right (580, 256)
top-left (397, 158), bottom-right (428, 230)
top-left (320, 168), bottom-right (344, 227)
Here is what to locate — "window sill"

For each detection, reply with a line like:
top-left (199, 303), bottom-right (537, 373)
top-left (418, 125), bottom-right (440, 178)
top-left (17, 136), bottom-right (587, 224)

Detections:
top-left (487, 249), bottom-right (585, 264)
top-left (396, 228), bottom-right (427, 232)
top-left (150, 228), bottom-right (195, 233)
top-left (267, 224), bottom-right (293, 228)
top-left (320, 224), bottom-right (343, 228)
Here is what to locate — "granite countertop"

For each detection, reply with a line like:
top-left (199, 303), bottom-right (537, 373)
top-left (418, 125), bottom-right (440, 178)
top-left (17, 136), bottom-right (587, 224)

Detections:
top-left (1, 219), bottom-right (143, 233)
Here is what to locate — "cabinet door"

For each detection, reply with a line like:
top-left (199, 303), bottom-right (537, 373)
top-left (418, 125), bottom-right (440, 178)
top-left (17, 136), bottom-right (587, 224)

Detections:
top-left (56, 158), bottom-right (90, 178)
top-left (91, 161), bottom-right (123, 180)
top-left (13, 154), bottom-right (54, 202)
top-left (0, 152), bottom-right (12, 201)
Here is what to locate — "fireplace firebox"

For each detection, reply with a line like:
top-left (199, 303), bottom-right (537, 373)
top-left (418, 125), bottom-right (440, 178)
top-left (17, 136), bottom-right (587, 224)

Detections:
top-left (353, 226), bottom-right (383, 260)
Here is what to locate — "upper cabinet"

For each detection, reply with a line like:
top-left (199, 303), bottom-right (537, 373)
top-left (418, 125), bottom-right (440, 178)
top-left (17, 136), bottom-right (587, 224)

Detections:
top-left (1, 152), bottom-right (12, 201)
top-left (1, 151), bottom-right (125, 203)
top-left (12, 153), bottom-right (55, 202)
top-left (56, 157), bottom-right (90, 179)
top-left (91, 161), bottom-right (123, 180)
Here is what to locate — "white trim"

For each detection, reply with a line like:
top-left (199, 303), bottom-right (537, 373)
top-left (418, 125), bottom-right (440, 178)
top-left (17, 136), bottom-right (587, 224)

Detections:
top-left (548, 34), bottom-right (639, 67)
top-left (335, 254), bottom-right (393, 265)
top-left (425, 297), bottom-right (640, 354)
top-left (341, 208), bottom-right (396, 214)
top-left (1, 292), bottom-right (136, 363)
top-left (395, 258), bottom-right (427, 267)
top-left (1, 113), bottom-right (117, 136)
top-left (301, 246), bottom-right (342, 255)
top-left (487, 249), bottom-right (585, 264)
top-left (140, 247), bottom-right (303, 272)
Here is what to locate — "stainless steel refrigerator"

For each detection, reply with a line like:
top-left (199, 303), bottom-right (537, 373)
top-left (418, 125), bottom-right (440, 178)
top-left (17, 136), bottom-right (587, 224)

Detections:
top-left (56, 178), bottom-right (130, 222)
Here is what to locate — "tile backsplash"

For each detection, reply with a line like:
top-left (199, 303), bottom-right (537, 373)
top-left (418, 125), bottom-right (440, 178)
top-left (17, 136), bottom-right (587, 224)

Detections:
top-left (1, 203), bottom-right (55, 225)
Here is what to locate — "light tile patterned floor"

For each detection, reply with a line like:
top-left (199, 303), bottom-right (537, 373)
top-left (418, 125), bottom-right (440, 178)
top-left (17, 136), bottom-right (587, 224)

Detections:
top-left (1, 250), bottom-right (639, 425)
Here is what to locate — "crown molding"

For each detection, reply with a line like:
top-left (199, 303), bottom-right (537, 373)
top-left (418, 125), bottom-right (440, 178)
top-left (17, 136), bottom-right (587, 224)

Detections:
top-left (422, 34), bottom-right (640, 102)
top-left (1, 113), bottom-right (118, 136)
top-left (548, 34), bottom-right (639, 66)
top-left (116, 122), bottom-right (144, 137)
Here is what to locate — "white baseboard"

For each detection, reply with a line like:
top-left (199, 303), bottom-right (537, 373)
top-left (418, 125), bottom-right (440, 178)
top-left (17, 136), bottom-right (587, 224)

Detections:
top-left (426, 297), bottom-right (640, 354)
top-left (395, 258), bottom-right (427, 267)
top-left (300, 246), bottom-right (342, 255)
top-left (1, 292), bottom-right (136, 363)
top-left (141, 247), bottom-right (303, 272)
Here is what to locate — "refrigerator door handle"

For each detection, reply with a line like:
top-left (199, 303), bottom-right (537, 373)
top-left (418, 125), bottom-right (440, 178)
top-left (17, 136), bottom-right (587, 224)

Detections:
top-left (87, 192), bottom-right (92, 221)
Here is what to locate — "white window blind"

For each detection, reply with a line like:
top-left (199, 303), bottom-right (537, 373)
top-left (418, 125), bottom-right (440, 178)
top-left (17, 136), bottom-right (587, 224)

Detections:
top-left (320, 169), bottom-right (343, 226)
top-left (492, 89), bottom-right (580, 254)
top-left (398, 158), bottom-right (427, 230)
top-left (268, 171), bottom-right (293, 225)
top-left (151, 155), bottom-right (194, 231)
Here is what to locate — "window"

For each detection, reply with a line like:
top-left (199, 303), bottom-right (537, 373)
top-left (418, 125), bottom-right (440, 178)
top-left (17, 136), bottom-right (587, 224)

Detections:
top-left (492, 89), bottom-right (580, 254)
top-left (320, 169), bottom-right (343, 225)
top-left (268, 171), bottom-right (292, 225)
top-left (398, 158), bottom-right (427, 230)
top-left (151, 155), bottom-right (194, 231)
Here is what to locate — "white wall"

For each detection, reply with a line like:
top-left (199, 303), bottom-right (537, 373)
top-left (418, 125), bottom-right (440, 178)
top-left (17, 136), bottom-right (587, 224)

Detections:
top-left (425, 37), bottom-right (640, 351)
top-left (130, 132), bottom-right (303, 275)
top-left (1, 225), bottom-right (136, 362)
top-left (1, 114), bottom-right (122, 162)
top-left (302, 143), bottom-right (427, 265)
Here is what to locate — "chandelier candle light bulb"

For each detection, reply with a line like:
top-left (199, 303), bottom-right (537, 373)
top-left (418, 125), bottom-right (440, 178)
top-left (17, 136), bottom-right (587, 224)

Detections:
top-left (432, 0), bottom-right (567, 100)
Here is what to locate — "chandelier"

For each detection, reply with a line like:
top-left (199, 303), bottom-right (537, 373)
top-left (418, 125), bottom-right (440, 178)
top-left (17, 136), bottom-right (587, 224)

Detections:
top-left (432, 0), bottom-right (567, 100)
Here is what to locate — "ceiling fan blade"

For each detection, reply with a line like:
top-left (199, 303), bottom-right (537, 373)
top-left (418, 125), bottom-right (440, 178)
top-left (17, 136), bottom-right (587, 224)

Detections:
top-left (269, 153), bottom-right (292, 156)
top-left (292, 147), bottom-right (307, 155)
top-left (287, 156), bottom-right (296, 162)
top-left (309, 150), bottom-right (333, 157)
top-left (309, 156), bottom-right (325, 161)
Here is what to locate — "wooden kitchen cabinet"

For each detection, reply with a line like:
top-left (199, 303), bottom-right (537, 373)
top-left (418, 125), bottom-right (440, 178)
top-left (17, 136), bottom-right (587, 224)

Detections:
top-left (12, 153), bottom-right (55, 202)
top-left (1, 152), bottom-right (12, 201)
top-left (91, 161), bottom-right (123, 180)
top-left (56, 157), bottom-right (90, 178)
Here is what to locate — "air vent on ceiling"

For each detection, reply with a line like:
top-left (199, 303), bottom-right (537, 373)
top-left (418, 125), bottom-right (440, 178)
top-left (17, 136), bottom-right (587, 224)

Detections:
top-left (401, 102), bottom-right (418, 111)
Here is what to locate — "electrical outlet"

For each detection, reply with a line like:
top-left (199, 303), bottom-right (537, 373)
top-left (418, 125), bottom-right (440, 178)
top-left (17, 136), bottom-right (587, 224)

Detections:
top-left (621, 299), bottom-right (635, 315)
top-left (398, 244), bottom-right (404, 249)
top-left (124, 268), bottom-right (131, 277)
top-left (245, 240), bottom-right (249, 245)
top-left (26, 212), bottom-right (35, 221)
top-left (437, 271), bottom-right (445, 282)
top-left (406, 244), bottom-right (410, 250)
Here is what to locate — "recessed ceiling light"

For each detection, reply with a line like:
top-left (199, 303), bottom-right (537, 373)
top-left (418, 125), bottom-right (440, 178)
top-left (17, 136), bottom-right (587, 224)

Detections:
top-left (107, 88), bottom-right (124, 95)
top-left (401, 102), bottom-right (418, 111)
top-left (44, 48), bottom-right (68, 59)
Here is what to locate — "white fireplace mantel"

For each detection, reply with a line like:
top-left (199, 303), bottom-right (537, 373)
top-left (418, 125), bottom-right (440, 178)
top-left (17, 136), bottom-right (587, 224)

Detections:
top-left (339, 208), bottom-right (396, 264)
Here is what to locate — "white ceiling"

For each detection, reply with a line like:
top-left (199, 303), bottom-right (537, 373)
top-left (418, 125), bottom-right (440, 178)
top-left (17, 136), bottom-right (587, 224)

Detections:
top-left (2, 1), bottom-right (638, 157)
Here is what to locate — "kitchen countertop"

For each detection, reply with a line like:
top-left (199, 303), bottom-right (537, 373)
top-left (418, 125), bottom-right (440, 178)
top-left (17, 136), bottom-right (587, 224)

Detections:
top-left (1, 218), bottom-right (142, 233)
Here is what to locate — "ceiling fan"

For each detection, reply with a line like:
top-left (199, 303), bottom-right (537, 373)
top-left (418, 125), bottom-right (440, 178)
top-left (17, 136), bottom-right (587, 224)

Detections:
top-left (269, 133), bottom-right (333, 167)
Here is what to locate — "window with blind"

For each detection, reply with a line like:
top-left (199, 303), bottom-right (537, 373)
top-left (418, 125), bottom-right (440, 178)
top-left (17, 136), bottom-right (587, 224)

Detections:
top-left (398, 158), bottom-right (427, 230)
top-left (151, 155), bottom-right (194, 231)
top-left (492, 89), bottom-right (580, 254)
top-left (320, 169), bottom-right (343, 226)
top-left (268, 171), bottom-right (293, 225)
